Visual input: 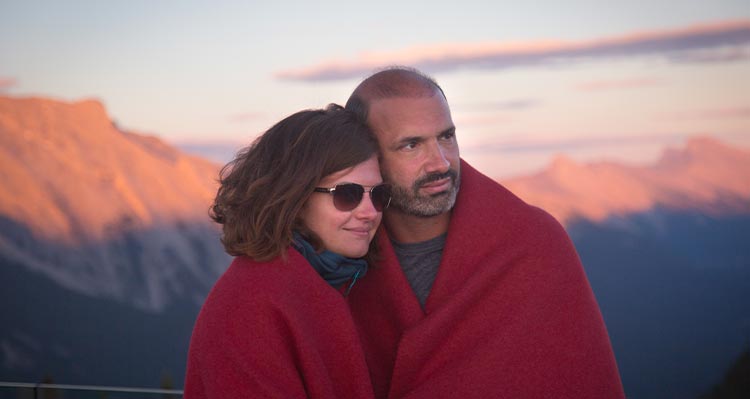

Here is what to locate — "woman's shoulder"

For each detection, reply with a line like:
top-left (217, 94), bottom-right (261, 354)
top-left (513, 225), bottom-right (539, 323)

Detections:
top-left (213, 252), bottom-right (317, 298)
top-left (198, 250), bottom-right (339, 321)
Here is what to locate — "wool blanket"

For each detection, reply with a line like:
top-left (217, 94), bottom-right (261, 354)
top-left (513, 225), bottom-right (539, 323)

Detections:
top-left (348, 160), bottom-right (625, 398)
top-left (184, 250), bottom-right (374, 398)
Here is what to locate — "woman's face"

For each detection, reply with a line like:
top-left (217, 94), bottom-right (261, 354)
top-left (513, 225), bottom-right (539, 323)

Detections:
top-left (300, 156), bottom-right (384, 258)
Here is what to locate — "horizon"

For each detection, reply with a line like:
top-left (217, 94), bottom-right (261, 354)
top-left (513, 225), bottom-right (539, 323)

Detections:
top-left (1, 1), bottom-right (749, 178)
top-left (2, 93), bottom-right (748, 181)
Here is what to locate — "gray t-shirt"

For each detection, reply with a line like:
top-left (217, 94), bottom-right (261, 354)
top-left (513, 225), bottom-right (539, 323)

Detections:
top-left (391, 233), bottom-right (447, 308)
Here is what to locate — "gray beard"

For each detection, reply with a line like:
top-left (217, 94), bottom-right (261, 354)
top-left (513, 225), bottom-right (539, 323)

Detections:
top-left (389, 170), bottom-right (460, 217)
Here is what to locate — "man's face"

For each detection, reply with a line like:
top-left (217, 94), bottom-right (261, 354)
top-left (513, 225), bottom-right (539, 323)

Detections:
top-left (367, 93), bottom-right (460, 217)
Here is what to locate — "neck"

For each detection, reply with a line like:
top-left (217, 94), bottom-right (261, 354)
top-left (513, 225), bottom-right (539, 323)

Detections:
top-left (384, 208), bottom-right (451, 244)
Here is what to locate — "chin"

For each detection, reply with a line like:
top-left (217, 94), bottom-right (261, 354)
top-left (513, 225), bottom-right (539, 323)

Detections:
top-left (342, 247), bottom-right (368, 259)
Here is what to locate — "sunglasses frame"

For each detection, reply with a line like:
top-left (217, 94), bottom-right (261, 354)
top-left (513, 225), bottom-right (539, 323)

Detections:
top-left (313, 182), bottom-right (392, 212)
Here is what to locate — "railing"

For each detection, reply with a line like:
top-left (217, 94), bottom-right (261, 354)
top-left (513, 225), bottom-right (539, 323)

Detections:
top-left (0, 381), bottom-right (183, 399)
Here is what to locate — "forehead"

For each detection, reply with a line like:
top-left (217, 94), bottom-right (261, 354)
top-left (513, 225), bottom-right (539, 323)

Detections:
top-left (366, 95), bottom-right (453, 140)
top-left (318, 156), bottom-right (382, 186)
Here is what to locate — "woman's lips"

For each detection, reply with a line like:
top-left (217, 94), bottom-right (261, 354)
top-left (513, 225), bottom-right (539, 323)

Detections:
top-left (345, 227), bottom-right (372, 238)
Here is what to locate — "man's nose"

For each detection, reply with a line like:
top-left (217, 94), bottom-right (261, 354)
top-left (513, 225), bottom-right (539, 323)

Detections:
top-left (424, 140), bottom-right (450, 174)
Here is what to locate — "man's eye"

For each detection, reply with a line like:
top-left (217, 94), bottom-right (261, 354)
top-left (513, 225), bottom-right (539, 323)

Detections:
top-left (440, 131), bottom-right (455, 140)
top-left (402, 141), bottom-right (417, 150)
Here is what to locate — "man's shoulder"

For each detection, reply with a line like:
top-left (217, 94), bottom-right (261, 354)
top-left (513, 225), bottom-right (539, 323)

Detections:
top-left (458, 159), bottom-right (547, 217)
top-left (455, 159), bottom-right (569, 241)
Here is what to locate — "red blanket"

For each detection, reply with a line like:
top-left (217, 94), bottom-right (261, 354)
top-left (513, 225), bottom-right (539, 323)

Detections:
top-left (184, 250), bottom-right (375, 398)
top-left (348, 160), bottom-right (624, 398)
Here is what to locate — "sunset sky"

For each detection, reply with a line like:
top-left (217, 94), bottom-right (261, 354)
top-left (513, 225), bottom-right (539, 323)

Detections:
top-left (2, 1), bottom-right (749, 177)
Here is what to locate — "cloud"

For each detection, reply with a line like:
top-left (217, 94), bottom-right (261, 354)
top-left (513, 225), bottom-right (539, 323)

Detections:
top-left (455, 113), bottom-right (513, 127)
top-left (577, 77), bottom-right (664, 91)
top-left (0, 77), bottom-right (17, 92)
top-left (668, 45), bottom-right (750, 63)
top-left (276, 19), bottom-right (750, 82)
top-left (660, 106), bottom-right (750, 120)
top-left (694, 107), bottom-right (750, 119)
top-left (461, 133), bottom-right (690, 155)
top-left (456, 99), bottom-right (541, 111)
top-left (173, 139), bottom-right (247, 164)
top-left (452, 99), bottom-right (540, 126)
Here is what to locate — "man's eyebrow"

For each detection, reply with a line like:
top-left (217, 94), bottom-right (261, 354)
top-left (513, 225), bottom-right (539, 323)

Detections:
top-left (391, 135), bottom-right (424, 149)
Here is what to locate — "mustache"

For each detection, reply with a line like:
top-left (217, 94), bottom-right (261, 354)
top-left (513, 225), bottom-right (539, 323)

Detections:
top-left (414, 169), bottom-right (458, 188)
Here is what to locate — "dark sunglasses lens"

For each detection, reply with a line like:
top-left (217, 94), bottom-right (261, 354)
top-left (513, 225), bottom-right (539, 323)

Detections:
top-left (333, 184), bottom-right (364, 211)
top-left (371, 184), bottom-right (392, 211)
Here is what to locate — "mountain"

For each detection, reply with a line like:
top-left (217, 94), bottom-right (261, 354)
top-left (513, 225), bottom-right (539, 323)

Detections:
top-left (0, 96), bottom-right (231, 386)
top-left (502, 138), bottom-right (750, 399)
top-left (0, 96), bottom-right (229, 312)
top-left (502, 137), bottom-right (750, 225)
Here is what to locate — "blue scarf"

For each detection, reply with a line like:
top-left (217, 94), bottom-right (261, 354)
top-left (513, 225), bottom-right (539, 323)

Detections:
top-left (292, 232), bottom-right (368, 295)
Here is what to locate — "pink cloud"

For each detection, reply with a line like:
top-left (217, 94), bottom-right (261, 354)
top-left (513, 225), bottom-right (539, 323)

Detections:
top-left (0, 77), bottom-right (17, 92)
top-left (461, 133), bottom-right (690, 155)
top-left (452, 99), bottom-right (540, 126)
top-left (276, 19), bottom-right (750, 82)
top-left (456, 99), bottom-right (541, 111)
top-left (654, 106), bottom-right (750, 121)
top-left (454, 113), bottom-right (513, 127)
top-left (683, 107), bottom-right (750, 119)
top-left (577, 77), bottom-right (664, 91)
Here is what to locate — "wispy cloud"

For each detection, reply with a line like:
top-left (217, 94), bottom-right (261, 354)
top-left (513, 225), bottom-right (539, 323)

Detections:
top-left (452, 99), bottom-right (540, 126)
top-left (172, 139), bottom-right (247, 164)
top-left (461, 133), bottom-right (690, 155)
top-left (577, 77), bottom-right (664, 91)
top-left (667, 46), bottom-right (750, 63)
top-left (456, 99), bottom-right (541, 111)
top-left (276, 19), bottom-right (750, 82)
top-left (455, 113), bottom-right (513, 127)
top-left (659, 106), bottom-right (750, 120)
top-left (0, 77), bottom-right (17, 92)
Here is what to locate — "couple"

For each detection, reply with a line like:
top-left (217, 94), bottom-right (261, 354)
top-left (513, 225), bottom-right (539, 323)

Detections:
top-left (184, 67), bottom-right (625, 398)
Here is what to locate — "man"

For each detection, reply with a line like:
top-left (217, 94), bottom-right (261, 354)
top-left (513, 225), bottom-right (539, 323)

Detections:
top-left (345, 67), bottom-right (625, 398)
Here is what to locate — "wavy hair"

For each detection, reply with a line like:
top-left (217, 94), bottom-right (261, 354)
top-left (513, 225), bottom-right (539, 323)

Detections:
top-left (210, 104), bottom-right (379, 262)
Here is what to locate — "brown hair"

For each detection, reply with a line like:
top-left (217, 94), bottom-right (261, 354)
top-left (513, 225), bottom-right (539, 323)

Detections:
top-left (211, 104), bottom-right (379, 262)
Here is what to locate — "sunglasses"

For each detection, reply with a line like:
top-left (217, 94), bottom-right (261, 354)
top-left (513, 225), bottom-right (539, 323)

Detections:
top-left (313, 183), bottom-right (392, 212)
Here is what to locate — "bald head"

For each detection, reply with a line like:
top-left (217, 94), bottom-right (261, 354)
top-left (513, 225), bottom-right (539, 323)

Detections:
top-left (345, 67), bottom-right (446, 122)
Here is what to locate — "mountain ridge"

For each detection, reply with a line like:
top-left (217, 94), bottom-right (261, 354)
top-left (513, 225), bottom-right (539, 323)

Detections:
top-left (0, 95), bottom-right (229, 312)
top-left (501, 136), bottom-right (750, 225)
top-left (0, 95), bottom-right (219, 244)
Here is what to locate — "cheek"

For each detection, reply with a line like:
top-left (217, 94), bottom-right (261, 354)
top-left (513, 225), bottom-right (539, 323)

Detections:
top-left (301, 202), bottom-right (350, 243)
top-left (382, 158), bottom-right (416, 183)
top-left (299, 199), bottom-right (328, 232)
top-left (447, 147), bottom-right (461, 164)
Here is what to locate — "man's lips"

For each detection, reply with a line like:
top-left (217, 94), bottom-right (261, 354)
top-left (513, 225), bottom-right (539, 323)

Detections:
top-left (420, 177), bottom-right (452, 194)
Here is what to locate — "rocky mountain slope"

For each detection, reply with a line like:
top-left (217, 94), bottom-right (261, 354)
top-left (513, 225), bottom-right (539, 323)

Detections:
top-left (0, 96), bottom-right (230, 312)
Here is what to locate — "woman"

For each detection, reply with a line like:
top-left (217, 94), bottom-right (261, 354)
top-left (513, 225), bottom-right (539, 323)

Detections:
top-left (184, 105), bottom-right (390, 398)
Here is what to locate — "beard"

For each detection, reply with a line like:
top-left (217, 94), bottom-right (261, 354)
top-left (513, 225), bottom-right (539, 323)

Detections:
top-left (388, 168), bottom-right (460, 217)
